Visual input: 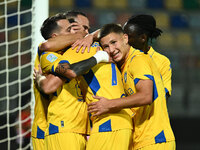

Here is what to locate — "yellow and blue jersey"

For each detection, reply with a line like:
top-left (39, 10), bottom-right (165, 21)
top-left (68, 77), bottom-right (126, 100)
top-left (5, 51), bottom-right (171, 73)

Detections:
top-left (121, 47), bottom-right (175, 149)
top-left (148, 47), bottom-right (172, 96)
top-left (62, 42), bottom-right (133, 134)
top-left (31, 51), bottom-right (49, 139)
top-left (39, 50), bottom-right (90, 136)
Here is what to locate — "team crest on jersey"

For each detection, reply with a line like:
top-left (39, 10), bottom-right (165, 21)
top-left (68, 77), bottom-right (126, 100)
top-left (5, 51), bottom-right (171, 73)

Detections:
top-left (91, 42), bottom-right (100, 47)
top-left (126, 88), bottom-right (134, 95)
top-left (46, 53), bottom-right (58, 63)
top-left (124, 72), bottom-right (127, 83)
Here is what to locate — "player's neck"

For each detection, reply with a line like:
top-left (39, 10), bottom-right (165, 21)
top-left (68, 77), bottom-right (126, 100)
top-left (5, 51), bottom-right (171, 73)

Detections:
top-left (118, 46), bottom-right (131, 70)
top-left (142, 43), bottom-right (149, 53)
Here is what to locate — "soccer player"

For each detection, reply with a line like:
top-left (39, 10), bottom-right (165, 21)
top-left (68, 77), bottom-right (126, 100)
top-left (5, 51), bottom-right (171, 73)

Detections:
top-left (36, 12), bottom-right (134, 150)
top-left (31, 14), bottom-right (78, 150)
top-left (32, 12), bottom-right (88, 149)
top-left (123, 14), bottom-right (172, 99)
top-left (88, 24), bottom-right (176, 150)
top-left (33, 12), bottom-right (104, 150)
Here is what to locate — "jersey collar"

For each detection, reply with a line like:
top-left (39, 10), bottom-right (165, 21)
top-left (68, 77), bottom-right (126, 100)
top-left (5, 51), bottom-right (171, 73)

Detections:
top-left (120, 46), bottom-right (137, 71)
top-left (148, 46), bottom-right (155, 57)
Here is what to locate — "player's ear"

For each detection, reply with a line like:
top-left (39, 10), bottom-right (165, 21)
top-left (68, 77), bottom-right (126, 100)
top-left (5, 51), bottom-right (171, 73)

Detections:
top-left (140, 34), bottom-right (147, 43)
top-left (51, 33), bottom-right (58, 38)
top-left (123, 33), bottom-right (129, 44)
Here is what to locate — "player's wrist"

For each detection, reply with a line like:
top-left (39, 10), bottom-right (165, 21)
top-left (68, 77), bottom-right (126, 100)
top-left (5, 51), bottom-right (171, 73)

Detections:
top-left (93, 51), bottom-right (109, 64)
top-left (37, 74), bottom-right (46, 88)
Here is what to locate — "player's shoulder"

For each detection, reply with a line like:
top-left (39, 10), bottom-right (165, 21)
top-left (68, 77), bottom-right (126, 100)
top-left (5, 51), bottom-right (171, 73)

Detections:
top-left (40, 51), bottom-right (59, 58)
top-left (130, 53), bottom-right (149, 66)
top-left (154, 51), bottom-right (171, 65)
top-left (133, 50), bottom-right (150, 60)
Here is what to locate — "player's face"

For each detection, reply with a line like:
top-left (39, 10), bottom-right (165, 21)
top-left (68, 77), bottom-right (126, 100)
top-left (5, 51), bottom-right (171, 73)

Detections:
top-left (100, 32), bottom-right (129, 64)
top-left (56, 19), bottom-right (71, 36)
top-left (66, 15), bottom-right (90, 36)
top-left (75, 15), bottom-right (90, 34)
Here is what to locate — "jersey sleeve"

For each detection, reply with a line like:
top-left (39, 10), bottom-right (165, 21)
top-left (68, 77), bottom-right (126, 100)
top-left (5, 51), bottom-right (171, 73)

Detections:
top-left (129, 54), bottom-right (153, 85)
top-left (160, 57), bottom-right (172, 95)
top-left (40, 52), bottom-right (70, 74)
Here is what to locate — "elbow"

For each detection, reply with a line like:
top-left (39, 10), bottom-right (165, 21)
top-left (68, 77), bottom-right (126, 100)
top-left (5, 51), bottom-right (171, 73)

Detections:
top-left (42, 89), bottom-right (51, 95)
top-left (67, 75), bottom-right (77, 80)
top-left (41, 84), bottom-right (57, 95)
top-left (41, 87), bottom-right (54, 95)
top-left (143, 94), bottom-right (153, 105)
top-left (146, 97), bottom-right (153, 105)
top-left (66, 70), bottom-right (77, 80)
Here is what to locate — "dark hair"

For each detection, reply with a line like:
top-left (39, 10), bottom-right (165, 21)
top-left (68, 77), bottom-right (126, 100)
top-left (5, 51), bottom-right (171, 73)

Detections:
top-left (99, 23), bottom-right (124, 41)
top-left (123, 14), bottom-right (162, 42)
top-left (64, 10), bottom-right (87, 19)
top-left (40, 13), bottom-right (67, 40)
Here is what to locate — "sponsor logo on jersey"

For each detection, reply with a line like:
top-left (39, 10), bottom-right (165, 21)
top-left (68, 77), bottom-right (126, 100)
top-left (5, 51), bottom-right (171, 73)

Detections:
top-left (126, 88), bottom-right (134, 95)
top-left (91, 42), bottom-right (100, 47)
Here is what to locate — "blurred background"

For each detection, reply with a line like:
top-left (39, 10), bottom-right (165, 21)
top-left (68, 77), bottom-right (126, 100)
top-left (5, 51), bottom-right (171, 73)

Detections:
top-left (0, 0), bottom-right (200, 149)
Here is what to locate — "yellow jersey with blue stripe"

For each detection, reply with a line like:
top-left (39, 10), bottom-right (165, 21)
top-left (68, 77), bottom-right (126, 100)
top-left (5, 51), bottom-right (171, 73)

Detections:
top-left (121, 47), bottom-right (175, 149)
top-left (61, 42), bottom-right (133, 134)
top-left (148, 47), bottom-right (172, 96)
top-left (31, 51), bottom-right (49, 139)
top-left (39, 50), bottom-right (90, 136)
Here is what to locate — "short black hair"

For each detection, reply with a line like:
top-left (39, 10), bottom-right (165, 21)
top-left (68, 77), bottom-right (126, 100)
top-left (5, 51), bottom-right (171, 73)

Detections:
top-left (64, 10), bottom-right (87, 18)
top-left (40, 13), bottom-right (67, 40)
top-left (123, 14), bottom-right (162, 41)
top-left (99, 23), bottom-right (124, 41)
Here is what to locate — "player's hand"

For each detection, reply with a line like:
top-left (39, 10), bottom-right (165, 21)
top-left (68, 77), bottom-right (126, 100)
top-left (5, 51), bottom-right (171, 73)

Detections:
top-left (38, 64), bottom-right (42, 74)
top-left (33, 64), bottom-right (44, 86)
top-left (87, 96), bottom-right (112, 116)
top-left (72, 34), bottom-right (94, 53)
top-left (105, 50), bottom-right (115, 63)
top-left (33, 65), bottom-right (42, 80)
top-left (70, 23), bottom-right (83, 34)
top-left (33, 67), bottom-right (37, 80)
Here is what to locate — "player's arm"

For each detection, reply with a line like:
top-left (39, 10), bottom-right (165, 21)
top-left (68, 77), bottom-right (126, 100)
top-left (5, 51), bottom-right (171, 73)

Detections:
top-left (34, 66), bottom-right (65, 94)
top-left (38, 74), bottom-right (64, 94)
top-left (88, 79), bottom-right (153, 116)
top-left (55, 51), bottom-right (109, 80)
top-left (34, 59), bottom-right (91, 95)
top-left (35, 51), bottom-right (109, 94)
top-left (39, 32), bottom-right (84, 52)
